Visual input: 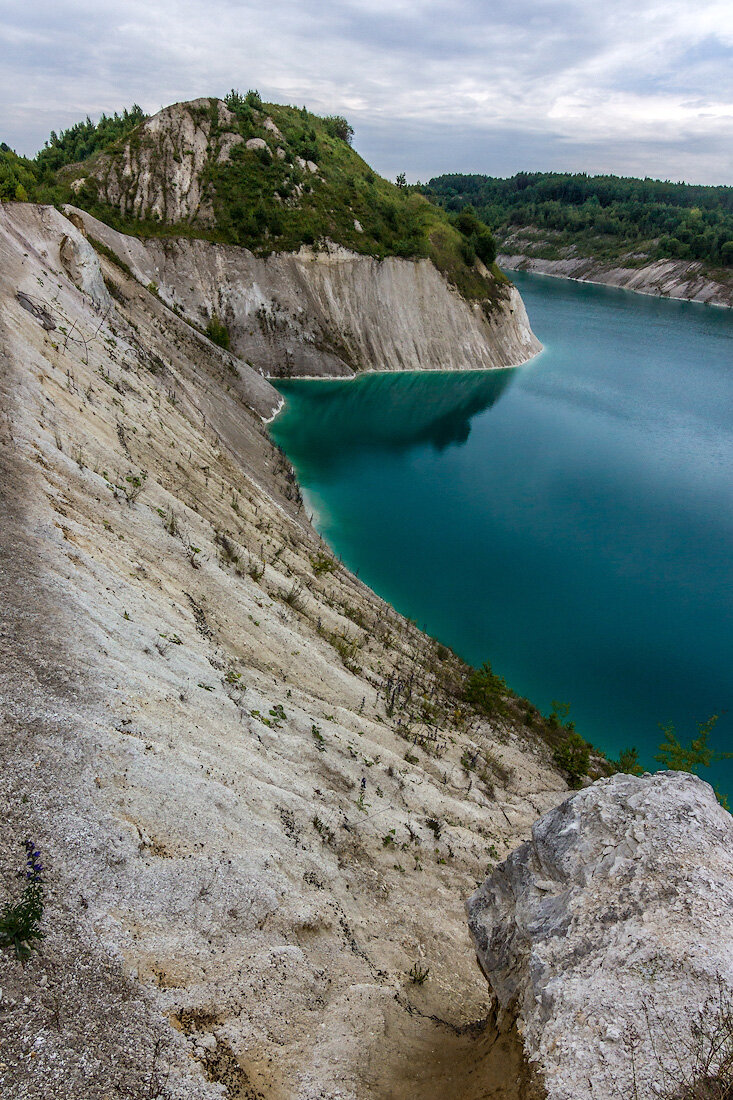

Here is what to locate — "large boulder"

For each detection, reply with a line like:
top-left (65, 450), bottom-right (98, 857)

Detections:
top-left (467, 771), bottom-right (733, 1100)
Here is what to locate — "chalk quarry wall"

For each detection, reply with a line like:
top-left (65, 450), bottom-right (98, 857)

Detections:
top-left (68, 206), bottom-right (541, 377)
top-left (498, 250), bottom-right (733, 307)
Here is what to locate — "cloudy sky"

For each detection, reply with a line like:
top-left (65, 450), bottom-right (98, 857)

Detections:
top-left (2, 0), bottom-right (732, 184)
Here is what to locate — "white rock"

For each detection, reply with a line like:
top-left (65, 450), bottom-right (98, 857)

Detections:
top-left (59, 228), bottom-right (112, 311)
top-left (65, 205), bottom-right (541, 377)
top-left (467, 772), bottom-right (733, 1100)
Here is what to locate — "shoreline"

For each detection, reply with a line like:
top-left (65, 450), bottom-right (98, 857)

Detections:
top-left (498, 253), bottom-right (733, 309)
top-left (264, 361), bottom-right (530, 423)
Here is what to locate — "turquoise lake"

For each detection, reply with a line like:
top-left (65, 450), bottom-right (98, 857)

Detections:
top-left (270, 272), bottom-right (733, 792)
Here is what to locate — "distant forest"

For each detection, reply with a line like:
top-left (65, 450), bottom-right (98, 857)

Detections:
top-left (424, 173), bottom-right (733, 268)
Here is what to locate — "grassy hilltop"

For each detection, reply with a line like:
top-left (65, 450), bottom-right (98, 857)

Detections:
top-left (1, 93), bottom-right (505, 304)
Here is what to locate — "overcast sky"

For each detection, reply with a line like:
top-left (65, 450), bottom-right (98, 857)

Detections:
top-left (2, 0), bottom-right (732, 184)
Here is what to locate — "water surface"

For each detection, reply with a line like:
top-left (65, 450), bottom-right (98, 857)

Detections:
top-left (270, 273), bottom-right (733, 791)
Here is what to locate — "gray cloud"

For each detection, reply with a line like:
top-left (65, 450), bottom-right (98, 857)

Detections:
top-left (1, 0), bottom-right (731, 183)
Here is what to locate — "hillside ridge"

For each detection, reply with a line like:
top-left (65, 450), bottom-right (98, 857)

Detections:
top-left (425, 171), bottom-right (733, 306)
top-left (4, 96), bottom-right (511, 312)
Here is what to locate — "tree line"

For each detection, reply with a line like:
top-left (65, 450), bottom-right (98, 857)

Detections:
top-left (424, 172), bottom-right (733, 268)
top-left (0, 106), bottom-right (147, 202)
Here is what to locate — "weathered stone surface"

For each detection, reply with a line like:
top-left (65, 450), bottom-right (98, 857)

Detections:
top-left (90, 99), bottom-right (237, 225)
top-left (0, 198), bottom-right (566, 1098)
top-left (66, 206), bottom-right (542, 377)
top-left (498, 248), bottom-right (733, 307)
top-left (59, 228), bottom-right (112, 311)
top-left (467, 771), bottom-right (733, 1100)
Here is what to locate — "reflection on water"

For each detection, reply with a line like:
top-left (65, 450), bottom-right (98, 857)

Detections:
top-left (274, 369), bottom-right (515, 458)
top-left (269, 273), bottom-right (733, 794)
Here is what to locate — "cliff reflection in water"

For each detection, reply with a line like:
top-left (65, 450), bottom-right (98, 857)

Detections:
top-left (273, 369), bottom-right (516, 464)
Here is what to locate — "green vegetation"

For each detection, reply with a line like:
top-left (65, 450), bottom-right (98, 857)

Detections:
top-left (0, 841), bottom-right (45, 961)
top-left (655, 714), bottom-right (732, 774)
top-left (613, 746), bottom-right (645, 776)
top-left (310, 551), bottom-right (336, 576)
top-left (0, 145), bottom-right (37, 202)
top-left (35, 105), bottom-right (147, 174)
top-left (1, 107), bottom-right (147, 205)
top-left (1, 95), bottom-right (504, 305)
top-left (464, 660), bottom-right (507, 715)
top-left (408, 962), bottom-right (430, 984)
top-left (553, 732), bottom-right (591, 788)
top-left (424, 172), bottom-right (733, 270)
top-left (194, 93), bottom-right (501, 297)
top-left (206, 313), bottom-right (230, 350)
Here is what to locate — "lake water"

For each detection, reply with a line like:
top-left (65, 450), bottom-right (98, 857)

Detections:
top-left (269, 273), bottom-right (733, 792)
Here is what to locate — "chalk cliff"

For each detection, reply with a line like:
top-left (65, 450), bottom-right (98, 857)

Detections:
top-left (68, 205), bottom-right (540, 376)
top-left (499, 248), bottom-right (733, 307)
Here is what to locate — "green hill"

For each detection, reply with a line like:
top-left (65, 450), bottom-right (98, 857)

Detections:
top-left (1, 94), bottom-right (505, 307)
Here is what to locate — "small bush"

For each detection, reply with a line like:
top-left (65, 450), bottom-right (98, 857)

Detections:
top-left (464, 661), bottom-right (507, 715)
top-left (310, 551), bottom-right (335, 576)
top-left (655, 714), bottom-right (731, 773)
top-left (323, 115), bottom-right (354, 144)
top-left (119, 470), bottom-right (147, 504)
top-left (409, 962), bottom-right (430, 984)
top-left (553, 732), bottom-right (590, 787)
top-left (282, 580), bottom-right (304, 611)
top-left (613, 746), bottom-right (645, 775)
top-left (206, 313), bottom-right (230, 350)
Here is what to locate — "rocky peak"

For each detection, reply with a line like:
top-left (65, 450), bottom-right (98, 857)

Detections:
top-left (93, 99), bottom-right (235, 225)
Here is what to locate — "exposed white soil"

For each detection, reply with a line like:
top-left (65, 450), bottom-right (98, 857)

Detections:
top-left (67, 206), bottom-right (541, 378)
top-left (0, 202), bottom-right (566, 1099)
top-left (498, 247), bottom-right (733, 307)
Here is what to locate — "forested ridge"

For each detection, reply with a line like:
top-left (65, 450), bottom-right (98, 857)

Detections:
top-left (424, 172), bottom-right (733, 268)
top-left (0, 106), bottom-right (147, 202)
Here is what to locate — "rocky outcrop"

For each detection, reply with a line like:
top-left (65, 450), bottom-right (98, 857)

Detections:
top-left (66, 206), bottom-right (541, 376)
top-left (59, 227), bottom-right (112, 311)
top-left (77, 99), bottom-right (241, 225)
top-left (467, 771), bottom-right (733, 1100)
top-left (499, 249), bottom-right (733, 307)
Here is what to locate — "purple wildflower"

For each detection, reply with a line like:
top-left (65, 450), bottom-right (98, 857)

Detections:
top-left (24, 839), bottom-right (44, 883)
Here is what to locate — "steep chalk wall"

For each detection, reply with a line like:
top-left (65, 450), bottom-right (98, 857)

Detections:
top-left (468, 771), bottom-right (733, 1100)
top-left (68, 206), bottom-right (541, 377)
top-left (499, 250), bottom-right (733, 307)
